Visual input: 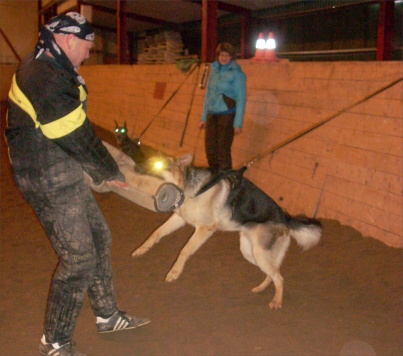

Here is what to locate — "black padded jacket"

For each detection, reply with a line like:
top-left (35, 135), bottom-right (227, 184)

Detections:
top-left (5, 51), bottom-right (119, 192)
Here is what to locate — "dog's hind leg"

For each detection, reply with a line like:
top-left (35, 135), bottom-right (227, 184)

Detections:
top-left (253, 246), bottom-right (285, 309)
top-left (131, 213), bottom-right (186, 257)
top-left (240, 232), bottom-right (274, 293)
top-left (165, 226), bottom-right (214, 282)
top-left (249, 225), bottom-right (291, 309)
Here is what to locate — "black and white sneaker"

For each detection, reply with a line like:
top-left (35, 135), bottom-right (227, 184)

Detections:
top-left (96, 311), bottom-right (151, 333)
top-left (39, 338), bottom-right (85, 356)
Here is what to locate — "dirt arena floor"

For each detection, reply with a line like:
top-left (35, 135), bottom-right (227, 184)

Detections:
top-left (1, 106), bottom-right (402, 356)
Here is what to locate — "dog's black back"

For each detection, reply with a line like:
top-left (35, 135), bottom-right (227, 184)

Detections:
top-left (114, 121), bottom-right (147, 173)
top-left (226, 174), bottom-right (321, 229)
top-left (227, 178), bottom-right (288, 224)
top-left (195, 167), bottom-right (287, 225)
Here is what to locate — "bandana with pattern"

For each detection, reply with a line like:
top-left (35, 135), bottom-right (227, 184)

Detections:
top-left (34, 12), bottom-right (94, 87)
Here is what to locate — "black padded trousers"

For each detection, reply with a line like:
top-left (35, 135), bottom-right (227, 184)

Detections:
top-left (205, 113), bottom-right (235, 175)
top-left (22, 179), bottom-right (118, 345)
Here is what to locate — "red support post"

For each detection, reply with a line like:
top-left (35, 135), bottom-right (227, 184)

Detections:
top-left (376, 0), bottom-right (394, 61)
top-left (201, 0), bottom-right (218, 63)
top-left (117, 0), bottom-right (129, 64)
top-left (77, 0), bottom-right (82, 13)
top-left (240, 14), bottom-right (252, 59)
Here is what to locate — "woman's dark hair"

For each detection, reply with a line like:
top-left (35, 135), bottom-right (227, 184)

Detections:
top-left (215, 42), bottom-right (236, 59)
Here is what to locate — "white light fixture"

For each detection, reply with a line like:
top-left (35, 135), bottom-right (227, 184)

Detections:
top-left (266, 38), bottom-right (276, 50)
top-left (266, 32), bottom-right (276, 49)
top-left (256, 33), bottom-right (265, 49)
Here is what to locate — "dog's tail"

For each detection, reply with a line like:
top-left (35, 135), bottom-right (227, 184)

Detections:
top-left (287, 215), bottom-right (322, 250)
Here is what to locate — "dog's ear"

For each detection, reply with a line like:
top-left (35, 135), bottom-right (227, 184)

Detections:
top-left (124, 121), bottom-right (127, 129)
top-left (176, 154), bottom-right (193, 168)
top-left (114, 120), bottom-right (118, 128)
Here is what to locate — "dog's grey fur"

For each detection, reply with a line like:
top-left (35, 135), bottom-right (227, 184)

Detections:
top-left (131, 154), bottom-right (321, 309)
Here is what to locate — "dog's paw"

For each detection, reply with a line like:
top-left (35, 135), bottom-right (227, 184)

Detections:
top-left (252, 286), bottom-right (264, 293)
top-left (269, 299), bottom-right (282, 310)
top-left (131, 248), bottom-right (147, 257)
top-left (252, 277), bottom-right (272, 293)
top-left (165, 269), bottom-right (182, 282)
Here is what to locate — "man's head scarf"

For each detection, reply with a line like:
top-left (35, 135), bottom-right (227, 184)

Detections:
top-left (34, 12), bottom-right (94, 85)
top-left (46, 12), bottom-right (95, 42)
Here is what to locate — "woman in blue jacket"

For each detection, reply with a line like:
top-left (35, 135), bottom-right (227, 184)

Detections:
top-left (199, 42), bottom-right (246, 174)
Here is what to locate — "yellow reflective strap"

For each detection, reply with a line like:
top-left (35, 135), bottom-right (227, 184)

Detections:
top-left (79, 85), bottom-right (87, 102)
top-left (8, 74), bottom-right (40, 128)
top-left (8, 77), bottom-right (87, 139)
top-left (40, 105), bottom-right (86, 139)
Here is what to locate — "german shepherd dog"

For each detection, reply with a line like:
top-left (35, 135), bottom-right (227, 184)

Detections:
top-left (114, 121), bottom-right (147, 174)
top-left (131, 154), bottom-right (321, 309)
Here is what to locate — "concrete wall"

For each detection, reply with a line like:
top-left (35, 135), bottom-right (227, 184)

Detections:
top-left (79, 60), bottom-right (402, 248)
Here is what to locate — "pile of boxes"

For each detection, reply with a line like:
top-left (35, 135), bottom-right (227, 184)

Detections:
top-left (138, 31), bottom-right (185, 64)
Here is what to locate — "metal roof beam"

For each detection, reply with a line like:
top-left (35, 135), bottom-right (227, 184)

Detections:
top-left (81, 1), bottom-right (181, 30)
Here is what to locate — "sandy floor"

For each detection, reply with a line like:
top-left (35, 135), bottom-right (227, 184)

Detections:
top-left (1, 110), bottom-right (402, 356)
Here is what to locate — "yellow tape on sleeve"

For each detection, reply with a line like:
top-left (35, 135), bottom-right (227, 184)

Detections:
top-left (8, 76), bottom-right (87, 139)
top-left (8, 74), bottom-right (40, 128)
top-left (40, 105), bottom-right (86, 139)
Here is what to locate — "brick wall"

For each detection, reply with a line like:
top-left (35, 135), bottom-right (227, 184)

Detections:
top-left (79, 61), bottom-right (403, 248)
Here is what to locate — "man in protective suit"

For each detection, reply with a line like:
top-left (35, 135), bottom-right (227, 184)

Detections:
top-left (5, 12), bottom-right (150, 356)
